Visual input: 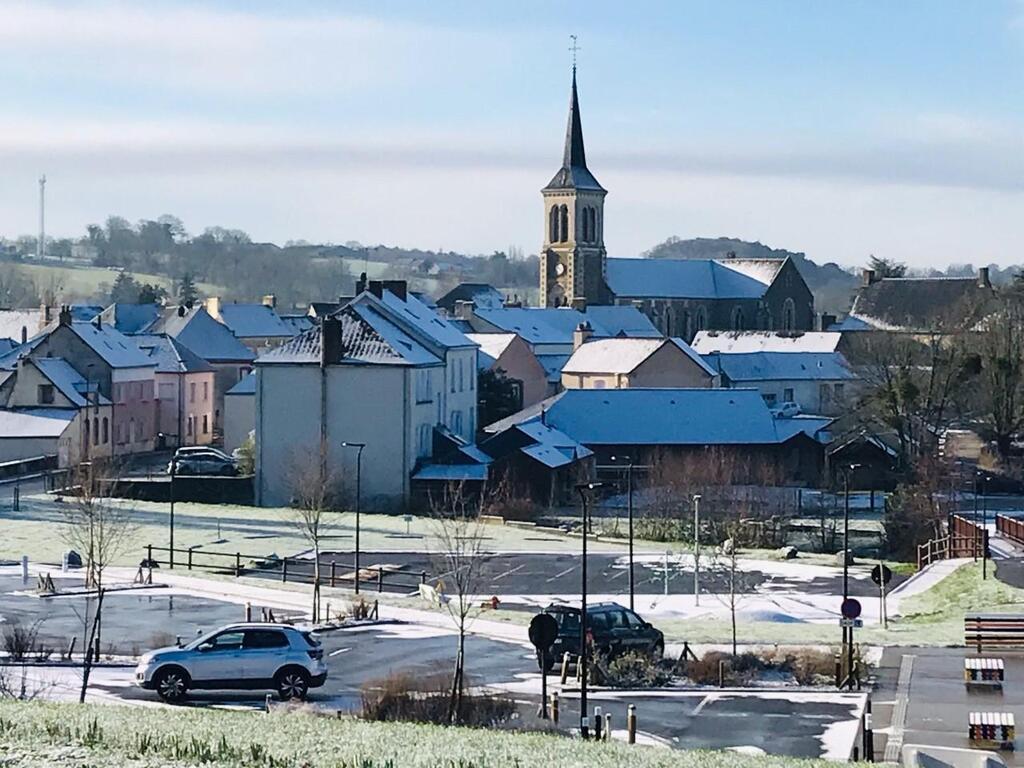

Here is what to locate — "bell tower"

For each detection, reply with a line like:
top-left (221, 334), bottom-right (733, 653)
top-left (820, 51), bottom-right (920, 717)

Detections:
top-left (540, 67), bottom-right (607, 308)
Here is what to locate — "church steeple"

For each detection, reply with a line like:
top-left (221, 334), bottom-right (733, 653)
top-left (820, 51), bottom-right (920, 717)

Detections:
top-left (544, 69), bottom-right (604, 193)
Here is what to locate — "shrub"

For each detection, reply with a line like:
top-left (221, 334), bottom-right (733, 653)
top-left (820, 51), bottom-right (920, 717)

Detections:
top-left (686, 649), bottom-right (838, 687)
top-left (595, 651), bottom-right (674, 688)
top-left (2, 621), bottom-right (50, 662)
top-left (764, 648), bottom-right (836, 686)
top-left (360, 671), bottom-right (515, 727)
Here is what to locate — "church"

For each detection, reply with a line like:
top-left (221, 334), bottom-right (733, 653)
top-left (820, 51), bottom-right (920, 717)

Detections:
top-left (539, 70), bottom-right (815, 341)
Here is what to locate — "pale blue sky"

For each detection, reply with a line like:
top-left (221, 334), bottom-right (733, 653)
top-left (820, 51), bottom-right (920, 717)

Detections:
top-left (2, 1), bottom-right (1024, 267)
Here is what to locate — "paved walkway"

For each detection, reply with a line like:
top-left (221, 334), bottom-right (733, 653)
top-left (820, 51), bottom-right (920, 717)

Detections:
top-left (885, 557), bottom-right (970, 616)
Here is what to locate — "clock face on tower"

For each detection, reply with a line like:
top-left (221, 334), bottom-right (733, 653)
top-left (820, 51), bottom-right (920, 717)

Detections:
top-left (554, 262), bottom-right (566, 276)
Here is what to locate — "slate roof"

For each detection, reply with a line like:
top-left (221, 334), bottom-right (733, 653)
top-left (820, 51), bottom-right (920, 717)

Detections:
top-left (849, 276), bottom-right (994, 331)
top-left (514, 420), bottom-right (594, 468)
top-left (257, 305), bottom-right (440, 367)
top-left (365, 289), bottom-right (474, 350)
top-left (605, 258), bottom-right (784, 300)
top-left (0, 339), bottom-right (16, 356)
top-left (411, 464), bottom-right (489, 482)
top-left (466, 333), bottom-right (517, 370)
top-left (280, 314), bottom-right (314, 334)
top-left (544, 70), bottom-right (605, 192)
top-left (536, 354), bottom-right (571, 384)
top-left (484, 388), bottom-right (816, 446)
top-left (150, 307), bottom-right (255, 363)
top-left (436, 283), bottom-right (505, 313)
top-left (703, 351), bottom-right (857, 383)
top-left (692, 331), bottom-right (842, 355)
top-left (218, 303), bottom-right (295, 339)
top-left (32, 358), bottom-right (109, 407)
top-left (227, 372), bottom-right (256, 396)
top-left (133, 334), bottom-right (215, 374)
top-left (100, 303), bottom-right (162, 334)
top-left (473, 306), bottom-right (659, 346)
top-left (0, 408), bottom-right (75, 438)
top-left (66, 321), bottom-right (154, 369)
top-left (70, 305), bottom-right (104, 322)
top-left (0, 337), bottom-right (45, 370)
top-left (562, 337), bottom-right (716, 377)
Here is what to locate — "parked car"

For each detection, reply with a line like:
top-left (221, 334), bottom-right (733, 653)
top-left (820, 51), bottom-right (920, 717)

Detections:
top-left (135, 623), bottom-right (327, 702)
top-left (538, 601), bottom-right (663, 671)
top-left (169, 454), bottom-right (237, 476)
top-left (174, 446), bottom-right (236, 463)
top-left (771, 401), bottom-right (801, 419)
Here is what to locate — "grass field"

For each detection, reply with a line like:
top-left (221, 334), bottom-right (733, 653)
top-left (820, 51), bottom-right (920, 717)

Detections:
top-left (10, 262), bottom-right (223, 300)
top-left (0, 700), bottom-right (834, 768)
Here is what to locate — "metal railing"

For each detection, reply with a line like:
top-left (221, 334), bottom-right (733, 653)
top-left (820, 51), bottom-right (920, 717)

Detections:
top-left (996, 514), bottom-right (1024, 546)
top-left (917, 533), bottom-right (978, 570)
top-left (144, 545), bottom-right (431, 594)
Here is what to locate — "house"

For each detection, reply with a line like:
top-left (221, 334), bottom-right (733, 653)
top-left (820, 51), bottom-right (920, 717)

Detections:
top-left (691, 330), bottom-right (843, 355)
top-left (0, 306), bottom-right (51, 345)
top-left (836, 267), bottom-right (995, 333)
top-left (134, 334), bottom-right (216, 448)
top-left (223, 373), bottom-right (255, 454)
top-left (484, 388), bottom-right (832, 486)
top-left (535, 69), bottom-right (815, 338)
top-left (255, 280), bottom-right (477, 510)
top-left (467, 333), bottom-right (549, 408)
top-left (147, 306), bottom-right (255, 433)
top-left (0, 356), bottom-right (112, 465)
top-left (206, 296), bottom-right (296, 353)
top-left (0, 309), bottom-right (157, 454)
top-left (702, 351), bottom-right (857, 416)
top-left (436, 283), bottom-right (506, 314)
top-left (561, 334), bottom-right (718, 390)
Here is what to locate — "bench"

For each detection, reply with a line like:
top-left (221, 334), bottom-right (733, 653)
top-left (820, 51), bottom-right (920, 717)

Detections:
top-left (968, 712), bottom-right (1015, 750)
top-left (964, 657), bottom-right (1004, 687)
top-left (964, 614), bottom-right (1024, 652)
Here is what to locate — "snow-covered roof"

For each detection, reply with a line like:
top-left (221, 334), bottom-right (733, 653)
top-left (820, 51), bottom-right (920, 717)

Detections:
top-left (150, 307), bottom-right (255, 363)
top-left (691, 331), bottom-right (842, 355)
top-left (473, 306), bottom-right (659, 346)
top-left (466, 333), bottom-right (517, 369)
top-left (133, 334), bottom-right (215, 374)
top-left (32, 358), bottom-right (109, 407)
top-left (605, 258), bottom-right (783, 300)
top-left (218, 304), bottom-right (295, 339)
top-left (360, 289), bottom-right (474, 350)
top-left (703, 351), bottom-right (857, 383)
top-left (436, 283), bottom-right (506, 312)
top-left (0, 408), bottom-right (75, 438)
top-left (562, 337), bottom-right (716, 377)
top-left (484, 388), bottom-right (817, 446)
top-left (67, 321), bottom-right (154, 369)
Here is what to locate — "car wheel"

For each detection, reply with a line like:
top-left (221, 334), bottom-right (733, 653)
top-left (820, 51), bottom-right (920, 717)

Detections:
top-left (276, 668), bottom-right (310, 701)
top-left (154, 667), bottom-right (189, 703)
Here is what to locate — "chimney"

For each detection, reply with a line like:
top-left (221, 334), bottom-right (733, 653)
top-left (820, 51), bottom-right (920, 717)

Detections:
top-left (41, 302), bottom-right (52, 327)
top-left (93, 313), bottom-right (101, 330)
top-left (454, 300), bottom-right (475, 321)
top-left (355, 272), bottom-right (368, 295)
top-left (383, 280), bottom-right (407, 302)
top-left (367, 280), bottom-right (384, 299)
top-left (571, 297), bottom-right (587, 312)
top-left (815, 312), bottom-right (837, 332)
top-left (20, 326), bottom-right (27, 344)
top-left (978, 266), bottom-right (991, 288)
top-left (204, 296), bottom-right (222, 320)
top-left (58, 305), bottom-right (72, 326)
top-left (862, 269), bottom-right (878, 286)
top-left (262, 294), bottom-right (276, 309)
top-left (177, 305), bottom-right (186, 318)
top-left (573, 321), bottom-right (593, 351)
top-left (321, 316), bottom-right (343, 367)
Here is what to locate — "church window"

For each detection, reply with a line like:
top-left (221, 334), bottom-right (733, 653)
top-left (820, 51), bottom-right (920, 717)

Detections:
top-left (731, 306), bottom-right (744, 331)
top-left (695, 307), bottom-right (707, 332)
top-left (581, 206), bottom-right (589, 242)
top-left (549, 206), bottom-right (558, 243)
top-left (782, 299), bottom-right (796, 332)
top-left (589, 207), bottom-right (597, 243)
top-left (559, 205), bottom-right (569, 243)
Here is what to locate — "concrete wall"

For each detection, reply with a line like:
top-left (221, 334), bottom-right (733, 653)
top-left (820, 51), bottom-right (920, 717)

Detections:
top-left (0, 436), bottom-right (59, 464)
top-left (493, 337), bottom-right (549, 408)
top-left (561, 343), bottom-right (716, 390)
top-left (728, 377), bottom-right (856, 416)
top-left (223, 391), bottom-right (254, 453)
top-left (211, 362), bottom-right (252, 433)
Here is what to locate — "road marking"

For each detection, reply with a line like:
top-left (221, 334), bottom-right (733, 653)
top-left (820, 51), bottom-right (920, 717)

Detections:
top-left (883, 653), bottom-right (915, 763)
top-left (491, 564), bottom-right (525, 581)
top-left (691, 695), bottom-right (712, 716)
top-left (546, 566), bottom-right (576, 582)
top-left (329, 647), bottom-right (351, 657)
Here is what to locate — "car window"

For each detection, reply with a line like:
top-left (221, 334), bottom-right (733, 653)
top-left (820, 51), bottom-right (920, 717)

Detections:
top-left (624, 610), bottom-right (646, 628)
top-left (589, 612), bottom-right (610, 630)
top-left (206, 631), bottom-right (244, 651)
top-left (606, 610), bottom-right (629, 629)
top-left (551, 611), bottom-right (579, 633)
top-left (244, 630), bottom-right (289, 649)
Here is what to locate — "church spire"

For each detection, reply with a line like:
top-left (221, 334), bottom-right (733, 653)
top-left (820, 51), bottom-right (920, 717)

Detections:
top-left (562, 67), bottom-right (587, 170)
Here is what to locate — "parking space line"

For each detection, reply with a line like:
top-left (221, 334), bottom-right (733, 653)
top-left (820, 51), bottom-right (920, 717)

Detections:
top-left (691, 695), bottom-right (712, 716)
top-left (491, 564), bottom-right (526, 581)
top-left (329, 647), bottom-right (351, 657)
top-left (546, 566), bottom-right (576, 582)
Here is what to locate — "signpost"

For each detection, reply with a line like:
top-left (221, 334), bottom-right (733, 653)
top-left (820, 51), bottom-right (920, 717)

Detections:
top-left (840, 598), bottom-right (862, 689)
top-left (871, 563), bottom-right (893, 630)
top-left (529, 613), bottom-right (559, 720)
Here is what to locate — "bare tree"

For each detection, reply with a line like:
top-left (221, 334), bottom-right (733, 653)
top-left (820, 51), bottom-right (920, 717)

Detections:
top-left (711, 521), bottom-right (759, 657)
top-left (976, 294), bottom-right (1024, 459)
top-left (428, 481), bottom-right (491, 724)
top-left (884, 456), bottom-right (957, 561)
top-left (286, 440), bottom-right (339, 623)
top-left (59, 460), bottom-right (134, 701)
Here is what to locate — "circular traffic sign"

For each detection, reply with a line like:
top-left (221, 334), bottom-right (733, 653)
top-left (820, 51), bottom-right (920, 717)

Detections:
top-left (841, 598), bottom-right (862, 620)
top-left (528, 613), bottom-right (559, 651)
top-left (870, 564), bottom-right (893, 587)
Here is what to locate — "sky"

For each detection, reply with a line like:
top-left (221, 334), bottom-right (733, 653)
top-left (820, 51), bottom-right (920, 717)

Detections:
top-left (2, 1), bottom-right (1024, 269)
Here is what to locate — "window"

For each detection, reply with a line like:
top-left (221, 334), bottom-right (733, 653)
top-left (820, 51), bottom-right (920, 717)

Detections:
top-left (458, 359), bottom-right (464, 391)
top-left (763, 393), bottom-right (777, 407)
top-left (204, 631), bottom-right (244, 652)
top-left (203, 381), bottom-right (209, 401)
top-left (731, 306), bottom-right (745, 331)
top-left (417, 423), bottom-right (431, 457)
top-left (589, 611), bottom-right (610, 631)
top-left (202, 414), bottom-right (209, 434)
top-left (243, 630), bottom-right (288, 649)
top-left (187, 416), bottom-right (193, 437)
top-left (452, 410), bottom-right (463, 434)
top-left (93, 417), bottom-right (99, 445)
top-left (606, 610), bottom-right (629, 629)
top-left (782, 298), bottom-right (796, 332)
top-left (102, 418), bottom-right (108, 444)
top-left (159, 383), bottom-right (174, 401)
top-left (559, 205), bottom-right (569, 243)
top-left (37, 384), bottom-right (54, 405)
top-left (834, 383), bottom-right (845, 400)
top-left (695, 307), bottom-right (707, 332)
top-left (820, 383), bottom-right (831, 405)
top-left (783, 387), bottom-right (794, 403)
top-left (549, 206), bottom-right (559, 243)
top-left (624, 610), bottom-right (645, 628)
top-left (189, 382), bottom-right (196, 403)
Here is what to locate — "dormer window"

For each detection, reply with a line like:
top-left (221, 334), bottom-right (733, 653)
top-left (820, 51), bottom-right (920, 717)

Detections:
top-left (38, 384), bottom-right (54, 405)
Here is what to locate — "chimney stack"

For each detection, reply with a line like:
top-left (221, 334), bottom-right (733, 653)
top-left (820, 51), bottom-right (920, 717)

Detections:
top-left (20, 326), bottom-right (27, 344)
top-left (321, 317), bottom-right (343, 367)
top-left (978, 266), bottom-right (991, 288)
top-left (355, 272), bottom-right (368, 295)
top-left (262, 294), bottom-right (276, 309)
top-left (862, 269), bottom-right (878, 286)
top-left (58, 305), bottom-right (72, 327)
top-left (204, 296), bottom-right (222, 320)
top-left (41, 302), bottom-right (52, 328)
top-left (454, 300), bottom-right (474, 321)
top-left (382, 280), bottom-right (407, 302)
top-left (367, 280), bottom-right (384, 299)
top-left (573, 321), bottom-right (593, 351)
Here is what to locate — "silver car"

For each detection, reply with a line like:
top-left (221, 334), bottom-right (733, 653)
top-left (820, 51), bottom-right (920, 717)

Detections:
top-left (135, 623), bottom-right (327, 702)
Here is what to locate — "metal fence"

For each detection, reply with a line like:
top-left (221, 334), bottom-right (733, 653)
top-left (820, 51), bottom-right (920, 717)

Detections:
top-left (996, 514), bottom-right (1024, 547)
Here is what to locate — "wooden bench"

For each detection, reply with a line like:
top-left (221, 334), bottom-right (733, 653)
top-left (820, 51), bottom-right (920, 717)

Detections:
top-left (968, 712), bottom-right (1015, 750)
top-left (964, 657), bottom-right (1004, 687)
top-left (964, 614), bottom-right (1024, 652)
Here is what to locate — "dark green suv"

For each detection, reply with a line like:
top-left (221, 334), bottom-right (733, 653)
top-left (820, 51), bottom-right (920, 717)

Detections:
top-left (538, 601), bottom-right (664, 671)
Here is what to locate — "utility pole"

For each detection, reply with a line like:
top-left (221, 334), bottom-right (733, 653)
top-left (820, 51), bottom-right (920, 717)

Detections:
top-left (574, 481), bottom-right (604, 741)
top-left (693, 494), bottom-right (701, 606)
top-left (341, 441), bottom-right (366, 593)
top-left (37, 175), bottom-right (46, 260)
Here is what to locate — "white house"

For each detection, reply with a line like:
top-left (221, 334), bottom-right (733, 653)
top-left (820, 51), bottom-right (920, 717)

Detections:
top-left (223, 373), bottom-right (255, 454)
top-left (254, 281), bottom-right (477, 510)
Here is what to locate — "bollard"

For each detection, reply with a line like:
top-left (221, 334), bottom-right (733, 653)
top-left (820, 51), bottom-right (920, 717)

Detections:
top-left (187, 547), bottom-right (193, 571)
top-left (21, 555), bottom-right (28, 582)
top-left (835, 654), bottom-right (842, 689)
top-left (718, 659), bottom-right (726, 688)
top-left (421, 570), bottom-right (427, 585)
top-left (560, 654), bottom-right (571, 685)
top-left (147, 544), bottom-right (153, 565)
top-left (551, 692), bottom-right (559, 724)
top-left (282, 558), bottom-right (288, 583)
top-left (627, 704), bottom-right (637, 745)
top-left (244, 602), bottom-right (252, 622)
top-left (863, 698), bottom-right (874, 761)
top-left (593, 706), bottom-right (602, 740)
top-left (604, 712), bottom-right (612, 742)
top-left (330, 561), bottom-right (336, 588)
top-left (377, 567), bottom-right (384, 592)
top-left (235, 552), bottom-right (241, 577)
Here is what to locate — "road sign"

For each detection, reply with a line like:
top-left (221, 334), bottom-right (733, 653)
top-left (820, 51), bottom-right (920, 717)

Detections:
top-left (871, 564), bottom-right (893, 587)
top-left (841, 597), bottom-right (862, 620)
top-left (528, 613), bottom-right (559, 651)
top-left (839, 618), bottom-right (863, 628)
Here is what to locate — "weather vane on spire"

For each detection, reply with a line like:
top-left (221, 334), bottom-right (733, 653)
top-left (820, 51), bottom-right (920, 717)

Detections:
top-left (569, 34), bottom-right (580, 71)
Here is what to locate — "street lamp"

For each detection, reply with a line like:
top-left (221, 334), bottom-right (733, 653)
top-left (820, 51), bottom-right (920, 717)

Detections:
top-left (610, 455), bottom-right (635, 610)
top-left (159, 434), bottom-right (177, 570)
top-left (841, 462), bottom-right (861, 689)
top-left (977, 471), bottom-right (990, 580)
top-left (693, 494), bottom-right (702, 607)
top-left (575, 480), bottom-right (605, 740)
top-left (341, 441), bottom-right (365, 594)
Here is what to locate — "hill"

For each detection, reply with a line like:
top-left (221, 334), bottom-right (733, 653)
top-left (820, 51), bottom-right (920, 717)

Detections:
top-left (642, 237), bottom-right (858, 315)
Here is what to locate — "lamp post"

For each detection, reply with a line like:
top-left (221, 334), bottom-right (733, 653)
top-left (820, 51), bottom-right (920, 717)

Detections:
top-left (840, 463), bottom-right (861, 688)
top-left (159, 438), bottom-right (176, 570)
top-left (611, 455), bottom-right (635, 610)
top-left (575, 481), bottom-right (604, 740)
top-left (341, 441), bottom-right (365, 593)
top-left (978, 472), bottom-right (990, 580)
top-left (693, 494), bottom-right (702, 607)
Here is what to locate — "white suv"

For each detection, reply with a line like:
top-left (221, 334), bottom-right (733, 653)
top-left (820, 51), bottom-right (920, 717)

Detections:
top-left (135, 623), bottom-right (327, 703)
